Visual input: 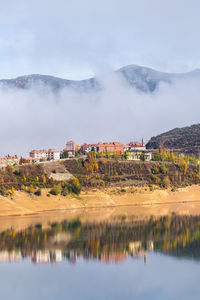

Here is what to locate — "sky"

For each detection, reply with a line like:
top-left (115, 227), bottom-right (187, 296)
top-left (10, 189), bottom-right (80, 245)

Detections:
top-left (1, 0), bottom-right (200, 79)
top-left (0, 0), bottom-right (200, 156)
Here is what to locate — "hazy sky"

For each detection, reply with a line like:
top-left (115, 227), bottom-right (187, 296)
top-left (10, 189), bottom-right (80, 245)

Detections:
top-left (1, 0), bottom-right (200, 79)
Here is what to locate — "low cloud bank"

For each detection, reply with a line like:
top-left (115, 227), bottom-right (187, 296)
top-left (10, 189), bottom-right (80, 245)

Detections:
top-left (0, 73), bottom-right (199, 156)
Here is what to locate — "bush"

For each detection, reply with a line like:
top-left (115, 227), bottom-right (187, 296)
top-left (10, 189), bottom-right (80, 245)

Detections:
top-left (0, 186), bottom-right (8, 196)
top-left (152, 165), bottom-right (159, 174)
top-left (150, 174), bottom-right (161, 185)
top-left (160, 164), bottom-right (168, 174)
top-left (162, 176), bottom-right (171, 188)
top-left (104, 174), bottom-right (111, 182)
top-left (50, 187), bottom-right (60, 195)
top-left (34, 188), bottom-right (42, 196)
top-left (61, 187), bottom-right (69, 197)
top-left (66, 178), bottom-right (82, 195)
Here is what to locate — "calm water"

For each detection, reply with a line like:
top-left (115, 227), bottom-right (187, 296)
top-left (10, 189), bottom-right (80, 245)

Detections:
top-left (0, 214), bottom-right (200, 299)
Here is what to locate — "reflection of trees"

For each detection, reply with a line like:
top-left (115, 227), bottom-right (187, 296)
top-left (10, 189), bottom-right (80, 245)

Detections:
top-left (0, 215), bottom-right (200, 263)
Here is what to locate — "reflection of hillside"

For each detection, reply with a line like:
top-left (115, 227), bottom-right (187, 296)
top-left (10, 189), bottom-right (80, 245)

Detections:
top-left (0, 216), bottom-right (200, 264)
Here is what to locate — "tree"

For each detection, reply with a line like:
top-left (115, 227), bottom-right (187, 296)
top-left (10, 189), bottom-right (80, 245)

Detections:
top-left (61, 150), bottom-right (68, 159)
top-left (6, 165), bottom-right (13, 175)
top-left (180, 154), bottom-right (187, 174)
top-left (140, 152), bottom-right (145, 161)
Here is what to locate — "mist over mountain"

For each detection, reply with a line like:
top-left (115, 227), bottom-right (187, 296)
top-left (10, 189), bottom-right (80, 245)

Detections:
top-left (1, 65), bottom-right (200, 93)
top-left (1, 64), bottom-right (200, 156)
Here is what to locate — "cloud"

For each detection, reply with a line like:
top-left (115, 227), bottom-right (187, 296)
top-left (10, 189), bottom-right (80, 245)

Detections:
top-left (0, 72), bottom-right (200, 157)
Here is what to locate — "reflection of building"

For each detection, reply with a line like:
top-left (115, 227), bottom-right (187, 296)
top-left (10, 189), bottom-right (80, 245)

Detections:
top-left (32, 250), bottom-right (50, 264)
top-left (51, 232), bottom-right (71, 243)
top-left (100, 252), bottom-right (127, 264)
top-left (0, 250), bottom-right (21, 262)
top-left (128, 241), bottom-right (154, 263)
top-left (69, 250), bottom-right (77, 264)
top-left (50, 250), bottom-right (62, 263)
top-left (32, 250), bottom-right (62, 264)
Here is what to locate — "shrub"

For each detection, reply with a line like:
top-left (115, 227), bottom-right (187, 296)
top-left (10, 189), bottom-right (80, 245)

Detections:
top-left (162, 176), bottom-right (171, 188)
top-left (160, 164), bottom-right (168, 174)
top-left (61, 187), bottom-right (69, 197)
top-left (150, 174), bottom-right (161, 185)
top-left (0, 186), bottom-right (7, 196)
top-left (66, 178), bottom-right (82, 195)
top-left (104, 174), bottom-right (111, 182)
top-left (152, 165), bottom-right (159, 174)
top-left (49, 187), bottom-right (60, 196)
top-left (34, 188), bottom-right (42, 196)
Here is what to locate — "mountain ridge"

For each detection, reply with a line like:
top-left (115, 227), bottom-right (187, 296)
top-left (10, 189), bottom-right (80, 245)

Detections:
top-left (1, 64), bottom-right (200, 93)
top-left (146, 123), bottom-right (200, 154)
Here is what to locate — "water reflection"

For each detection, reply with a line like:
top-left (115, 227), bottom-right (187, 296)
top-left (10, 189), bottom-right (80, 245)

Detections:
top-left (0, 215), bottom-right (200, 264)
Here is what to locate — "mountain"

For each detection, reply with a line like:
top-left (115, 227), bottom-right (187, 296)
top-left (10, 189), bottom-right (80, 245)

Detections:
top-left (146, 124), bottom-right (200, 154)
top-left (1, 65), bottom-right (200, 93)
top-left (0, 74), bottom-right (100, 93)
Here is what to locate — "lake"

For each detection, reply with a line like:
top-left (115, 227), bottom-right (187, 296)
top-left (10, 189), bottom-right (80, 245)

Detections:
top-left (0, 211), bottom-right (200, 299)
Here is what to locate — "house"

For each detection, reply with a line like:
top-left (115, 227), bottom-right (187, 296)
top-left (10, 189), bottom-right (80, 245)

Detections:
top-left (30, 149), bottom-right (60, 161)
top-left (127, 150), bottom-right (152, 161)
top-left (48, 149), bottom-right (60, 160)
top-left (0, 156), bottom-right (19, 167)
top-left (96, 142), bottom-right (125, 153)
top-left (30, 150), bottom-right (48, 160)
top-left (80, 143), bottom-right (98, 154)
top-left (80, 142), bottom-right (125, 154)
top-left (128, 138), bottom-right (146, 151)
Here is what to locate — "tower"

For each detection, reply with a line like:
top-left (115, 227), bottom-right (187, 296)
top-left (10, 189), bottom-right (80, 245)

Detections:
top-left (142, 137), bottom-right (145, 147)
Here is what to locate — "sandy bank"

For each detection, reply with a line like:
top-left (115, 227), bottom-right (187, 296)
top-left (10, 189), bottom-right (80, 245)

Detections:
top-left (0, 185), bottom-right (200, 218)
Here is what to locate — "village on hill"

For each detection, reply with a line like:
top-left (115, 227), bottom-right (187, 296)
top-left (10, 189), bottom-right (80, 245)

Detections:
top-left (0, 139), bottom-right (152, 168)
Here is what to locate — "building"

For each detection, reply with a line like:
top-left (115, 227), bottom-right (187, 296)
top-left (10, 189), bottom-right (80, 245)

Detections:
top-left (96, 142), bottom-right (124, 153)
top-left (30, 150), bottom-right (48, 159)
top-left (129, 138), bottom-right (146, 151)
top-left (80, 142), bottom-right (125, 154)
top-left (65, 140), bottom-right (76, 156)
top-left (0, 156), bottom-right (19, 168)
top-left (80, 143), bottom-right (98, 154)
top-left (30, 149), bottom-right (60, 160)
top-left (48, 149), bottom-right (60, 160)
top-left (127, 150), bottom-right (152, 161)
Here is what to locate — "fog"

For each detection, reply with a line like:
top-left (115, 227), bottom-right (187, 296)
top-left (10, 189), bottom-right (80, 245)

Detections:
top-left (0, 73), bottom-right (199, 157)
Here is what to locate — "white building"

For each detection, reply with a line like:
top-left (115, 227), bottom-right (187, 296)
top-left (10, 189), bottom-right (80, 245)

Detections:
top-left (127, 150), bottom-right (152, 161)
top-left (30, 149), bottom-right (60, 160)
top-left (48, 149), bottom-right (60, 160)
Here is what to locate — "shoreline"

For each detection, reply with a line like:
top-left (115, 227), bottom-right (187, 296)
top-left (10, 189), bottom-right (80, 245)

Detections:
top-left (0, 185), bottom-right (200, 217)
top-left (0, 185), bottom-right (200, 232)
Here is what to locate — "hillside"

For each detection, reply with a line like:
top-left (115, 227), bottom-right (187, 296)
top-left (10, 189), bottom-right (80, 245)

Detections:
top-left (1, 65), bottom-right (200, 93)
top-left (146, 124), bottom-right (200, 154)
top-left (0, 158), bottom-right (199, 198)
